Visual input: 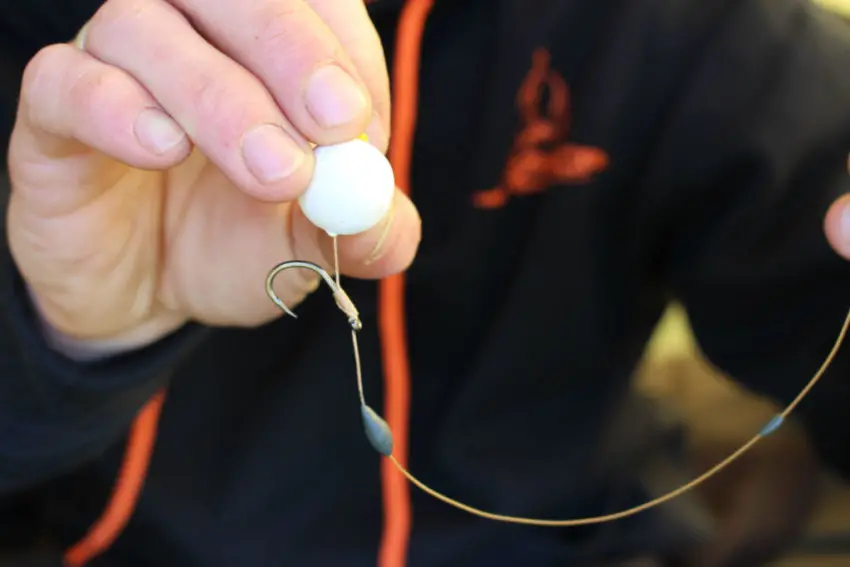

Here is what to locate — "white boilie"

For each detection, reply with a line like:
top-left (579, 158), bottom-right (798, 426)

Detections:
top-left (298, 138), bottom-right (395, 236)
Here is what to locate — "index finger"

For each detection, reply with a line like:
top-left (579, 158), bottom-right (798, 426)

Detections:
top-left (169, 0), bottom-right (385, 148)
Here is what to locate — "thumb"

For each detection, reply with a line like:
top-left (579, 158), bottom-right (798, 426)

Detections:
top-left (290, 187), bottom-right (422, 281)
top-left (8, 39), bottom-right (192, 217)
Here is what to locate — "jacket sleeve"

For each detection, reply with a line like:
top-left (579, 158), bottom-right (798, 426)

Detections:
top-left (0, 177), bottom-right (209, 494)
top-left (0, 0), bottom-right (213, 495)
top-left (653, 0), bottom-right (850, 478)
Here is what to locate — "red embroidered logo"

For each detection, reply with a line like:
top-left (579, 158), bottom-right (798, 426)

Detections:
top-left (473, 49), bottom-right (610, 209)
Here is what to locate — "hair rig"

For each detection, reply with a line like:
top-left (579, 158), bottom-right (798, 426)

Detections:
top-left (266, 137), bottom-right (850, 527)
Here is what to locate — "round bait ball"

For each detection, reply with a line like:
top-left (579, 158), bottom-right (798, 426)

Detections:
top-left (298, 139), bottom-right (395, 236)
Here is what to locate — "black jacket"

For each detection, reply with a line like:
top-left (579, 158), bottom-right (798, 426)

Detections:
top-left (2, 0), bottom-right (850, 565)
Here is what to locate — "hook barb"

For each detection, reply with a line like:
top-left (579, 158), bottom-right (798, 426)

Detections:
top-left (265, 260), bottom-right (362, 331)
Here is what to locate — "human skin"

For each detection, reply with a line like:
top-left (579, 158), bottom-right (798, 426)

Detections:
top-left (5, 0), bottom-right (422, 359)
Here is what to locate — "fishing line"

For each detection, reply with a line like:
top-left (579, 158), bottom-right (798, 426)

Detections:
top-left (265, 239), bottom-right (850, 527)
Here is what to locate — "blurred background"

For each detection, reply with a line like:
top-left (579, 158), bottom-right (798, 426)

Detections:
top-left (635, 303), bottom-right (850, 566)
top-left (638, 7), bottom-right (850, 558)
top-left (817, 0), bottom-right (850, 16)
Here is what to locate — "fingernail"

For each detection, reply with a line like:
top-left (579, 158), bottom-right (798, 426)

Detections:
top-left (135, 108), bottom-right (186, 154)
top-left (73, 21), bottom-right (90, 51)
top-left (305, 65), bottom-right (368, 129)
top-left (241, 124), bottom-right (306, 184)
top-left (364, 200), bottom-right (397, 266)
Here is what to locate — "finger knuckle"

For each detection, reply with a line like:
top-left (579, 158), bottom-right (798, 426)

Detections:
top-left (181, 73), bottom-right (249, 142)
top-left (183, 72), bottom-right (222, 117)
top-left (70, 66), bottom-right (127, 126)
top-left (20, 44), bottom-right (67, 125)
top-left (254, 3), bottom-right (325, 60)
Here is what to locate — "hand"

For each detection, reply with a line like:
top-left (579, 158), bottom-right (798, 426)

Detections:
top-left (824, 156), bottom-right (850, 260)
top-left (6, 0), bottom-right (421, 357)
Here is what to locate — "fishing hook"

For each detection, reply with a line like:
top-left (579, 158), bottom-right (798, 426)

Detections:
top-left (265, 260), bottom-right (362, 331)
